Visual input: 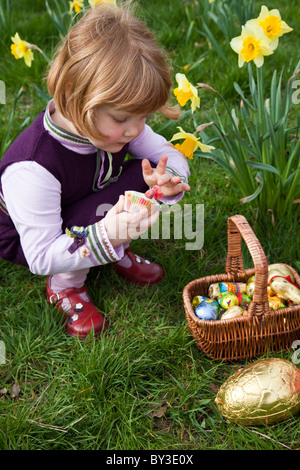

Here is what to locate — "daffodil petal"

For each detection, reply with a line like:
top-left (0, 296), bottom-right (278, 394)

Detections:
top-left (262, 37), bottom-right (278, 51)
top-left (171, 127), bottom-right (196, 141)
top-left (253, 54), bottom-right (264, 68)
top-left (11, 32), bottom-right (22, 45)
top-left (175, 73), bottom-right (189, 90)
top-left (196, 141), bottom-right (215, 153)
top-left (24, 50), bottom-right (33, 67)
top-left (170, 131), bottom-right (186, 142)
top-left (230, 36), bottom-right (243, 53)
top-left (280, 20), bottom-right (293, 35)
top-left (260, 5), bottom-right (270, 18)
top-left (243, 18), bottom-right (259, 29)
top-left (190, 83), bottom-right (200, 112)
top-left (191, 96), bottom-right (200, 113)
top-left (238, 54), bottom-right (245, 68)
top-left (267, 8), bottom-right (281, 19)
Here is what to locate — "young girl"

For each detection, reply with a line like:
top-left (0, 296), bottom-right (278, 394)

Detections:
top-left (0, 1), bottom-right (190, 338)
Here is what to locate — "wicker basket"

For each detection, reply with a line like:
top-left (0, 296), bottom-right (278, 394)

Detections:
top-left (183, 214), bottom-right (300, 361)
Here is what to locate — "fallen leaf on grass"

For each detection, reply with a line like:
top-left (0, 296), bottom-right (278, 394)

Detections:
top-left (209, 383), bottom-right (220, 393)
top-left (11, 383), bottom-right (20, 398)
top-left (148, 401), bottom-right (168, 418)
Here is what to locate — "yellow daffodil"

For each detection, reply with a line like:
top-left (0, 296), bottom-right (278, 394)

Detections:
top-left (69, 0), bottom-right (84, 13)
top-left (230, 23), bottom-right (274, 68)
top-left (247, 5), bottom-right (293, 50)
top-left (10, 33), bottom-right (34, 67)
top-left (89, 0), bottom-right (117, 7)
top-left (170, 126), bottom-right (215, 159)
top-left (173, 73), bottom-right (200, 113)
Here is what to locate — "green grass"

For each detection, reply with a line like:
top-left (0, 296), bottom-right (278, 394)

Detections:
top-left (0, 0), bottom-right (300, 451)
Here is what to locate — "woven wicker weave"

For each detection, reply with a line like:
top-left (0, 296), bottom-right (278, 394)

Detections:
top-left (183, 215), bottom-right (300, 361)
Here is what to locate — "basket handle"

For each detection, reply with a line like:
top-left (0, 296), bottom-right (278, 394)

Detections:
top-left (225, 214), bottom-right (270, 317)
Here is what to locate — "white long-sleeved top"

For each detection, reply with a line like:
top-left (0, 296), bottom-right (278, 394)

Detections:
top-left (1, 101), bottom-right (190, 275)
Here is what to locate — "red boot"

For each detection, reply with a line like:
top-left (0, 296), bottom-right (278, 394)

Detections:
top-left (113, 247), bottom-right (164, 286)
top-left (46, 277), bottom-right (108, 338)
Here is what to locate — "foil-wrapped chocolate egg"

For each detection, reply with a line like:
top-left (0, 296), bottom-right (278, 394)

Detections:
top-left (220, 305), bottom-right (245, 320)
top-left (218, 293), bottom-right (239, 310)
top-left (246, 275), bottom-right (255, 298)
top-left (215, 358), bottom-right (300, 425)
top-left (236, 292), bottom-right (252, 309)
top-left (192, 295), bottom-right (207, 309)
top-left (194, 298), bottom-right (219, 321)
top-left (268, 263), bottom-right (295, 284)
top-left (270, 277), bottom-right (300, 305)
top-left (208, 282), bottom-right (246, 299)
top-left (268, 295), bottom-right (286, 310)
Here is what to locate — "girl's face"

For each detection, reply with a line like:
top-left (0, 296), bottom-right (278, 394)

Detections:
top-left (91, 106), bottom-right (148, 153)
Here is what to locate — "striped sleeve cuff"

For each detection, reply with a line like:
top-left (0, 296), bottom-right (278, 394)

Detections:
top-left (165, 166), bottom-right (188, 183)
top-left (86, 220), bottom-right (124, 265)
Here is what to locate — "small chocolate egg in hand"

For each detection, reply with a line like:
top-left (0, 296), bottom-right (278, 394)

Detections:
top-left (144, 185), bottom-right (164, 201)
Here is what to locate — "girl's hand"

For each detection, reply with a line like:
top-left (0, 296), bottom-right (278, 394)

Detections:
top-left (142, 155), bottom-right (190, 197)
top-left (102, 195), bottom-right (159, 247)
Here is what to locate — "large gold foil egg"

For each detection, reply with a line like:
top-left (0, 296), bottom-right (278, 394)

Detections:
top-left (215, 358), bottom-right (300, 425)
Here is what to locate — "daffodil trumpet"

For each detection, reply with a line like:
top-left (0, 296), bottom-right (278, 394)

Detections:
top-left (169, 126), bottom-right (215, 160)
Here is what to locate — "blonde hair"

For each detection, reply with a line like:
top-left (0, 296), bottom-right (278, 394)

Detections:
top-left (47, 1), bottom-right (180, 140)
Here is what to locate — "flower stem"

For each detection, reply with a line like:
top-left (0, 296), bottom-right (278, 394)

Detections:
top-left (28, 43), bottom-right (51, 63)
top-left (256, 65), bottom-right (267, 164)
